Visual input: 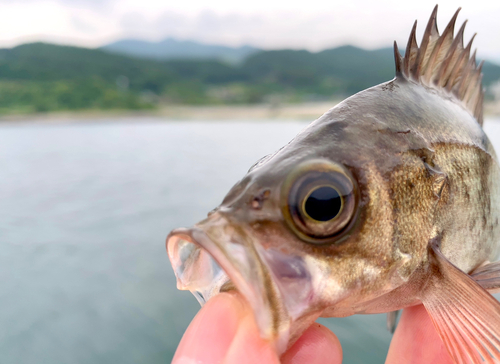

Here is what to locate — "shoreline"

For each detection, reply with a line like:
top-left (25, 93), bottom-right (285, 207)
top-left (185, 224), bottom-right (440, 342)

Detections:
top-left (1, 100), bottom-right (500, 123)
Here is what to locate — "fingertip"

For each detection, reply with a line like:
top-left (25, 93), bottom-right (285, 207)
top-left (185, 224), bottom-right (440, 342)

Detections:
top-left (386, 304), bottom-right (453, 364)
top-left (222, 310), bottom-right (280, 364)
top-left (281, 323), bottom-right (343, 364)
top-left (172, 292), bottom-right (246, 364)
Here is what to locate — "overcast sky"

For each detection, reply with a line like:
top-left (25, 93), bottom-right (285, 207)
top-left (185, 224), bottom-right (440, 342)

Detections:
top-left (0, 0), bottom-right (499, 62)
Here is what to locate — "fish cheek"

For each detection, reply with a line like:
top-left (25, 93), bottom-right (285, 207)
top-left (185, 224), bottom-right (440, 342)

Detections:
top-left (388, 153), bottom-right (446, 276)
top-left (318, 158), bottom-right (443, 313)
top-left (248, 217), bottom-right (354, 312)
top-left (343, 157), bottom-right (433, 284)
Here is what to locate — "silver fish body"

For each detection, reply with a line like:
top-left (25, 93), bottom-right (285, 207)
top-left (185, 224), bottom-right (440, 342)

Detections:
top-left (167, 7), bottom-right (500, 362)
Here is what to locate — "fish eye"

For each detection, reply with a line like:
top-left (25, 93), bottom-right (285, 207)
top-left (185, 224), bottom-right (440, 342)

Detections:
top-left (281, 160), bottom-right (357, 243)
top-left (303, 185), bottom-right (342, 222)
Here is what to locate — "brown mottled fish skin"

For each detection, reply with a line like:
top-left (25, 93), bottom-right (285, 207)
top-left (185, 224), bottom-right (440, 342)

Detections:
top-left (316, 75), bottom-right (500, 315)
top-left (167, 6), bottom-right (500, 362)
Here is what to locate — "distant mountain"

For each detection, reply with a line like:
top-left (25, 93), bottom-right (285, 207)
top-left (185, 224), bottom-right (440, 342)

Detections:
top-left (0, 42), bottom-right (246, 93)
top-left (241, 45), bottom-right (398, 96)
top-left (0, 42), bottom-right (499, 113)
top-left (100, 38), bottom-right (260, 64)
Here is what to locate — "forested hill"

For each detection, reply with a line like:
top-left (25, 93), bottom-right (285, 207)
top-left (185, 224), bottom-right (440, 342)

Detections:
top-left (0, 42), bottom-right (499, 114)
top-left (242, 46), bottom-right (397, 96)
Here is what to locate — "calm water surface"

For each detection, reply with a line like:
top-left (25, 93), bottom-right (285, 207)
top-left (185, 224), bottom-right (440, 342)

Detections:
top-left (2, 117), bottom-right (500, 364)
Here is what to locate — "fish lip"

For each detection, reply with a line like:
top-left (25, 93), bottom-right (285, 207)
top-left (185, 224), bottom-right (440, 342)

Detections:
top-left (166, 215), bottom-right (289, 350)
top-left (166, 227), bottom-right (229, 303)
top-left (166, 226), bottom-right (251, 303)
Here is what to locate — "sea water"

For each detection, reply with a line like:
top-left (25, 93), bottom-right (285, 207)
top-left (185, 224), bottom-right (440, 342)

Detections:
top-left (1, 117), bottom-right (500, 364)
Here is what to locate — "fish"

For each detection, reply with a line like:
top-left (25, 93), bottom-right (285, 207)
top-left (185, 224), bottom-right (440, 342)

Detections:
top-left (166, 6), bottom-right (500, 363)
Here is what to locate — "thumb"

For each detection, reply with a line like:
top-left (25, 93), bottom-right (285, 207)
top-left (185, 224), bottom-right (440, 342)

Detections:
top-left (173, 291), bottom-right (342, 364)
top-left (172, 292), bottom-right (279, 364)
top-left (386, 305), bottom-right (453, 364)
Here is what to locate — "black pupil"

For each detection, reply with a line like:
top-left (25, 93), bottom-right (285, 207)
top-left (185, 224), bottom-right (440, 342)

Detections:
top-left (304, 186), bottom-right (341, 221)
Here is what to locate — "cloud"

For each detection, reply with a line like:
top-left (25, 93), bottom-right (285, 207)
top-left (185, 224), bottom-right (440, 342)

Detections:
top-left (0, 0), bottom-right (114, 9)
top-left (70, 15), bottom-right (98, 33)
top-left (113, 6), bottom-right (500, 62)
top-left (0, 0), bottom-right (498, 63)
top-left (116, 9), bottom-right (411, 50)
top-left (0, 0), bottom-right (111, 3)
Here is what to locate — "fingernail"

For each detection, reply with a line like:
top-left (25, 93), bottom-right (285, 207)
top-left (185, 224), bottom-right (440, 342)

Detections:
top-left (172, 292), bottom-right (245, 364)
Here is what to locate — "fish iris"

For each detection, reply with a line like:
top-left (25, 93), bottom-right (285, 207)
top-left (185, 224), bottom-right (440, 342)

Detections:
top-left (304, 186), bottom-right (342, 221)
top-left (282, 160), bottom-right (357, 243)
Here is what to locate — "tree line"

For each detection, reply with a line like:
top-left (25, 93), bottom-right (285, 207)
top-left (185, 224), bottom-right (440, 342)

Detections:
top-left (0, 42), bottom-right (499, 114)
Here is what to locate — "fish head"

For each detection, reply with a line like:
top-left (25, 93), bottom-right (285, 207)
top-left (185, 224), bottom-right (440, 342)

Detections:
top-left (167, 80), bottom-right (443, 352)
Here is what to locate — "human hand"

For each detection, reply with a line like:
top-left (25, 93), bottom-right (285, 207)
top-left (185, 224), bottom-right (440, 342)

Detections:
top-left (172, 292), bottom-right (453, 364)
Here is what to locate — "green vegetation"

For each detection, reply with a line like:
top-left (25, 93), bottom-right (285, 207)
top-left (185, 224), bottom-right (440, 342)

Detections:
top-left (0, 42), bottom-right (499, 115)
top-left (0, 79), bottom-right (153, 114)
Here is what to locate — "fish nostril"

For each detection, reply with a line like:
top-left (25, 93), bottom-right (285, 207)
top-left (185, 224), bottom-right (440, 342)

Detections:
top-left (251, 189), bottom-right (271, 210)
top-left (251, 199), bottom-right (262, 209)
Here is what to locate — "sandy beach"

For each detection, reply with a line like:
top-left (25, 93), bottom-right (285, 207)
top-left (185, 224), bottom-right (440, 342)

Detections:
top-left (1, 100), bottom-right (500, 123)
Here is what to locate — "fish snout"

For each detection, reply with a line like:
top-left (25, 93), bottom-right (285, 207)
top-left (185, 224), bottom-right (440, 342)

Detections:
top-left (167, 213), bottom-right (301, 353)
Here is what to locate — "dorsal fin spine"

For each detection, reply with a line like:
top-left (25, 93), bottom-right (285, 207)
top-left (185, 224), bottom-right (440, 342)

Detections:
top-left (414, 5), bottom-right (439, 79)
top-left (404, 21), bottom-right (418, 77)
top-left (465, 61), bottom-right (484, 115)
top-left (445, 34), bottom-right (474, 92)
top-left (436, 21), bottom-right (467, 87)
top-left (394, 41), bottom-right (403, 76)
top-left (395, 7), bottom-right (484, 126)
top-left (464, 61), bottom-right (481, 103)
top-left (424, 8), bottom-right (460, 84)
top-left (456, 50), bottom-right (477, 100)
top-left (476, 90), bottom-right (484, 124)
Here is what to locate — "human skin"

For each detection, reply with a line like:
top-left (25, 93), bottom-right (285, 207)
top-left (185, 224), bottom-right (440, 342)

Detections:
top-left (172, 292), bottom-right (454, 364)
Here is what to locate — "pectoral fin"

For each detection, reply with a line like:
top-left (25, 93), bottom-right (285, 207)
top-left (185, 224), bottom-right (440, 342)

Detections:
top-left (420, 240), bottom-right (500, 363)
top-left (471, 261), bottom-right (500, 294)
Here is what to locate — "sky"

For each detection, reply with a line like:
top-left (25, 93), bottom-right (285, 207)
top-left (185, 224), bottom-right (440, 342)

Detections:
top-left (0, 0), bottom-right (499, 63)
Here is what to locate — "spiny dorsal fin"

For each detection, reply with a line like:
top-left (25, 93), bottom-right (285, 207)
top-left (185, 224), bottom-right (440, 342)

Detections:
top-left (394, 6), bottom-right (484, 125)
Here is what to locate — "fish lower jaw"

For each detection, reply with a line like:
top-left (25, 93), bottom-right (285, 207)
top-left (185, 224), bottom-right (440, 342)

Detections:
top-left (166, 215), bottom-right (331, 354)
top-left (166, 225), bottom-right (289, 352)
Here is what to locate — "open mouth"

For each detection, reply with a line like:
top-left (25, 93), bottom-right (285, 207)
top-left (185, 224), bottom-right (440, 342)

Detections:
top-left (167, 231), bottom-right (233, 305)
top-left (166, 213), bottom-right (284, 342)
top-left (166, 212), bottom-right (321, 353)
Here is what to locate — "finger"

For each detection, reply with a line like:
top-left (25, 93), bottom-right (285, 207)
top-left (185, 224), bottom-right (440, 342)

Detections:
top-left (222, 306), bottom-right (280, 364)
top-left (386, 304), bottom-right (453, 364)
top-left (281, 323), bottom-right (343, 364)
top-left (172, 292), bottom-right (246, 364)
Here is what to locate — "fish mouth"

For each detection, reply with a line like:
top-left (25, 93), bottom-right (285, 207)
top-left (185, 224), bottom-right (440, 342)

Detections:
top-left (167, 213), bottom-right (287, 349)
top-left (167, 228), bottom-right (233, 305)
top-left (166, 213), bottom-right (318, 353)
